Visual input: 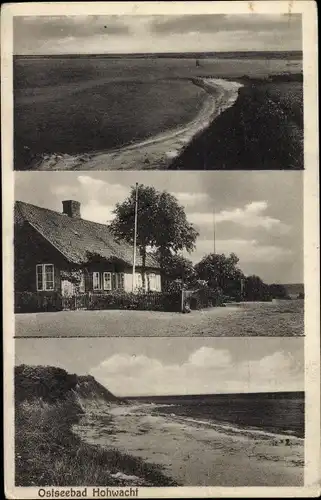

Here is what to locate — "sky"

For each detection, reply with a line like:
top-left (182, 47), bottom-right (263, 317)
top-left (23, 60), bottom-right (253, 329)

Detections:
top-left (14, 14), bottom-right (302, 55)
top-left (15, 337), bottom-right (304, 396)
top-left (15, 171), bottom-right (303, 284)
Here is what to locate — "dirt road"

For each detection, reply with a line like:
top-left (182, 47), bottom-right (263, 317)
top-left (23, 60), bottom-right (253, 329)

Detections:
top-left (15, 301), bottom-right (304, 338)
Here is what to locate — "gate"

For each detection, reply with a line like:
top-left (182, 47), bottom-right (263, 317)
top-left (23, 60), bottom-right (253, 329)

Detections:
top-left (61, 293), bottom-right (89, 311)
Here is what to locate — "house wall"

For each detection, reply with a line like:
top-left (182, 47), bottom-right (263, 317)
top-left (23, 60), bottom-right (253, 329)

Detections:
top-left (123, 268), bottom-right (162, 292)
top-left (14, 222), bottom-right (70, 293)
top-left (14, 221), bottom-right (161, 294)
top-left (84, 266), bottom-right (161, 293)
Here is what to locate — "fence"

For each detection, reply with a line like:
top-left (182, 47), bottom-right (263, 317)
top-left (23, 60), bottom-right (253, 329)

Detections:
top-left (15, 290), bottom-right (182, 313)
top-left (14, 292), bottom-right (63, 313)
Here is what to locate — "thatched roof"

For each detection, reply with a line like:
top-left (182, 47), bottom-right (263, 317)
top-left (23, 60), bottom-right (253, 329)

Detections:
top-left (15, 201), bottom-right (159, 268)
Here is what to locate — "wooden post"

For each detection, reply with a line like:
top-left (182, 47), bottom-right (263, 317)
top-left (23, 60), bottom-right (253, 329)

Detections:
top-left (181, 278), bottom-right (185, 313)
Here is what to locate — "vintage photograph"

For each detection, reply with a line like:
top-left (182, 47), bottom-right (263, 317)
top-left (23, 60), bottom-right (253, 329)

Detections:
top-left (15, 336), bottom-right (304, 487)
top-left (2, 2), bottom-right (319, 499)
top-left (14, 171), bottom-right (303, 338)
top-left (14, 14), bottom-right (303, 171)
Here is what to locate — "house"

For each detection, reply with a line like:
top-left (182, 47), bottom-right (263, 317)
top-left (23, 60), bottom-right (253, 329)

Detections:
top-left (14, 200), bottom-right (161, 300)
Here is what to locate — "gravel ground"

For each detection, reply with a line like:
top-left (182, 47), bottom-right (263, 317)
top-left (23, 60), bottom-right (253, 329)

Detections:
top-left (15, 300), bottom-right (304, 338)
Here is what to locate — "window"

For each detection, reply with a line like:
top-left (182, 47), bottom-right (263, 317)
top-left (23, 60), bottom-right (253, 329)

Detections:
top-left (36, 264), bottom-right (54, 291)
top-left (103, 272), bottom-right (112, 291)
top-left (135, 273), bottom-right (142, 289)
top-left (116, 273), bottom-right (124, 290)
top-left (112, 273), bottom-right (117, 290)
top-left (148, 273), bottom-right (156, 291)
top-left (93, 272), bottom-right (101, 290)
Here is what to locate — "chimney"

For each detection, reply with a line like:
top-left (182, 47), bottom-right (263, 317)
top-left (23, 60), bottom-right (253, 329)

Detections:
top-left (62, 200), bottom-right (81, 218)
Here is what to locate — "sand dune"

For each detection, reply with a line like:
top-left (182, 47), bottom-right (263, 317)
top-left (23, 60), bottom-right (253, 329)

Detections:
top-left (37, 78), bottom-right (242, 171)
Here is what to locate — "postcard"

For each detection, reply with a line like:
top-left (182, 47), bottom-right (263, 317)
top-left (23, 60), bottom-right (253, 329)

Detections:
top-left (2, 2), bottom-right (320, 499)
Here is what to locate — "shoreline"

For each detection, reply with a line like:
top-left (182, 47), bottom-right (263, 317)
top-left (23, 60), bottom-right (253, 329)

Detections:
top-left (73, 402), bottom-right (304, 487)
top-left (35, 78), bottom-right (243, 171)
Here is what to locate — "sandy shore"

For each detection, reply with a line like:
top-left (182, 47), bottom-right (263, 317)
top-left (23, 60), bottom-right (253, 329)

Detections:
top-left (73, 403), bottom-right (304, 486)
top-left (37, 78), bottom-right (242, 171)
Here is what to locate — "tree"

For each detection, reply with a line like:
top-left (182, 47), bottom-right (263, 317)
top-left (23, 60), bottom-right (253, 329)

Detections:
top-left (269, 283), bottom-right (289, 299)
top-left (110, 184), bottom-right (199, 288)
top-left (194, 253), bottom-right (244, 299)
top-left (243, 275), bottom-right (271, 301)
top-left (160, 254), bottom-right (196, 290)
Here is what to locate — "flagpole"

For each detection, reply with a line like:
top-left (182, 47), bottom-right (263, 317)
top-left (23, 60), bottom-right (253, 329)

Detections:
top-left (132, 183), bottom-right (138, 292)
top-left (213, 208), bottom-right (216, 254)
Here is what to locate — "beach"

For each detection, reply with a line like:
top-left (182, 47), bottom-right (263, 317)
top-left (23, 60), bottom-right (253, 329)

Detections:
top-left (73, 402), bottom-right (304, 486)
top-left (35, 78), bottom-right (242, 171)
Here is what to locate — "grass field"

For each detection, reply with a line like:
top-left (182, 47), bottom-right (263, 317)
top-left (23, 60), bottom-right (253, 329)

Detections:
top-left (171, 79), bottom-right (303, 170)
top-left (14, 55), bottom-right (302, 170)
top-left (15, 300), bottom-right (304, 338)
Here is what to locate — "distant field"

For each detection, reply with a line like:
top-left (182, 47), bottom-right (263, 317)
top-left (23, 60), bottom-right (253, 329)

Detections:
top-left (14, 56), bottom-right (302, 170)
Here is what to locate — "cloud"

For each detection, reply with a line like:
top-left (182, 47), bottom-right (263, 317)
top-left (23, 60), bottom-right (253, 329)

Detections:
top-left (189, 201), bottom-right (290, 232)
top-left (15, 15), bottom-right (131, 41)
top-left (51, 176), bottom-right (130, 224)
top-left (90, 346), bottom-right (303, 397)
top-left (81, 201), bottom-right (114, 225)
top-left (191, 238), bottom-right (292, 264)
top-left (150, 14), bottom-right (301, 36)
top-left (14, 14), bottom-right (302, 54)
top-left (172, 192), bottom-right (209, 207)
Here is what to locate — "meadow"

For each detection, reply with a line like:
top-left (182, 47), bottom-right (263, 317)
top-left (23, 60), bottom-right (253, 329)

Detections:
top-left (14, 55), bottom-right (302, 170)
top-left (171, 76), bottom-right (303, 170)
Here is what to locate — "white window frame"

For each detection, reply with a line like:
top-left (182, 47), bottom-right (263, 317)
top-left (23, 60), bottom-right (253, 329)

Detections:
top-left (36, 264), bottom-right (55, 291)
top-left (135, 272), bottom-right (143, 289)
top-left (116, 272), bottom-right (125, 290)
top-left (103, 272), bottom-right (112, 291)
top-left (148, 273), bottom-right (157, 291)
top-left (93, 271), bottom-right (102, 291)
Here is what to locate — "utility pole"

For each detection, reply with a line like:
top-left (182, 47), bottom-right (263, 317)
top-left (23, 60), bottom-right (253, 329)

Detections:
top-left (132, 183), bottom-right (138, 292)
top-left (240, 278), bottom-right (244, 301)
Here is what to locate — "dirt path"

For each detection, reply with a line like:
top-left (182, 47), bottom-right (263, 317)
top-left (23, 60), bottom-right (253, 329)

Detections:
top-left (37, 78), bottom-right (242, 171)
top-left (73, 403), bottom-right (304, 486)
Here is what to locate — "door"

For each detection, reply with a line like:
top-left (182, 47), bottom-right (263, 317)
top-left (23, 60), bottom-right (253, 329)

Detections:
top-left (61, 279), bottom-right (75, 297)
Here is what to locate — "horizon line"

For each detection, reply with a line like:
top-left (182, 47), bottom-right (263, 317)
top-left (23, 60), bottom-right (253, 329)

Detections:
top-left (14, 49), bottom-right (303, 57)
top-left (122, 390), bottom-right (304, 398)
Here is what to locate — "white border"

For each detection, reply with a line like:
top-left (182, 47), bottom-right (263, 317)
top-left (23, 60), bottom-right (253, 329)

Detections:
top-left (2, 1), bottom-right (320, 498)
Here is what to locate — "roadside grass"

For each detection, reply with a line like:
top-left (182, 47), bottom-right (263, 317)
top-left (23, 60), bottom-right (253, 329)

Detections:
top-left (15, 399), bottom-right (178, 487)
top-left (170, 80), bottom-right (303, 170)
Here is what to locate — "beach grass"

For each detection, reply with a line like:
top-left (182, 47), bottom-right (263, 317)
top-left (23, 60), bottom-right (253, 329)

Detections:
top-left (15, 398), bottom-right (178, 487)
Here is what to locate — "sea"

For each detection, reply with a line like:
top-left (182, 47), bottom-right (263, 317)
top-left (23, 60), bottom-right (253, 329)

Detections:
top-left (129, 392), bottom-right (305, 438)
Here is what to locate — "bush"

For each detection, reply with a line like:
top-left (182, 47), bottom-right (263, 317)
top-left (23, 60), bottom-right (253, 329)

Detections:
top-left (87, 290), bottom-right (181, 312)
top-left (15, 365), bottom-right (78, 403)
top-left (15, 290), bottom-right (183, 313)
top-left (15, 292), bottom-right (62, 313)
top-left (186, 287), bottom-right (224, 310)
